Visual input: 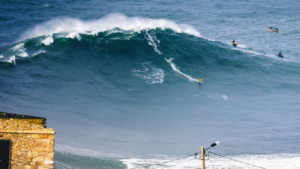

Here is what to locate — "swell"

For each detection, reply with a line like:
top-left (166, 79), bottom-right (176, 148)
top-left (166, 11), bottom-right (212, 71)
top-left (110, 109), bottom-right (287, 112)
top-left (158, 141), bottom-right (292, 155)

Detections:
top-left (1, 15), bottom-right (300, 162)
top-left (0, 28), bottom-right (298, 90)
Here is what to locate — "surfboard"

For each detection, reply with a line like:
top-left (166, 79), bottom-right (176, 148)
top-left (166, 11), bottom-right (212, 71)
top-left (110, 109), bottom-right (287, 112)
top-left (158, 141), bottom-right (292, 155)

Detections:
top-left (266, 29), bottom-right (274, 32)
top-left (266, 29), bottom-right (279, 32)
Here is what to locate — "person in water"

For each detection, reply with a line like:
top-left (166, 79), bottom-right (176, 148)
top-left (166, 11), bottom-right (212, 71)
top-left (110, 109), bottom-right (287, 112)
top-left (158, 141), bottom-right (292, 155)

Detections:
top-left (278, 52), bottom-right (283, 58)
top-left (268, 26), bottom-right (275, 32)
top-left (232, 40), bottom-right (237, 47)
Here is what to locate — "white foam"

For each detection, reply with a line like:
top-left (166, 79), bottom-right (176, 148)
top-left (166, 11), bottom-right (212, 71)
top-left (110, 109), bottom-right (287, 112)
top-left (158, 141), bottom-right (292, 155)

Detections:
top-left (66, 32), bottom-right (81, 41)
top-left (10, 43), bottom-right (28, 58)
top-left (122, 153), bottom-right (300, 169)
top-left (44, 4), bottom-right (49, 7)
top-left (105, 29), bottom-right (126, 36)
top-left (234, 47), bottom-right (298, 63)
top-left (145, 30), bottom-right (162, 54)
top-left (221, 95), bottom-right (229, 100)
top-left (132, 62), bottom-right (165, 84)
top-left (224, 41), bottom-right (300, 63)
top-left (7, 55), bottom-right (16, 65)
top-left (20, 13), bottom-right (201, 41)
top-left (42, 36), bottom-right (54, 45)
top-left (18, 52), bottom-right (28, 57)
top-left (165, 58), bottom-right (198, 82)
top-left (235, 47), bottom-right (262, 56)
top-left (32, 50), bottom-right (46, 57)
top-left (0, 55), bottom-right (3, 59)
top-left (11, 43), bottom-right (25, 51)
top-left (206, 93), bottom-right (229, 101)
top-left (238, 44), bottom-right (247, 48)
top-left (55, 144), bottom-right (123, 158)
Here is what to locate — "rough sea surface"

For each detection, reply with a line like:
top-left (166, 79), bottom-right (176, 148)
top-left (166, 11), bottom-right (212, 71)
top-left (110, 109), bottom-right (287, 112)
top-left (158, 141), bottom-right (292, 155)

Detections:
top-left (1, 0), bottom-right (300, 168)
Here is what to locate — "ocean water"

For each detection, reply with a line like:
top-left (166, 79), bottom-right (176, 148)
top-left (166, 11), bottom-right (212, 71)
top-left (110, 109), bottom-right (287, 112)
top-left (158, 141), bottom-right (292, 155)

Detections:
top-left (1, 0), bottom-right (300, 168)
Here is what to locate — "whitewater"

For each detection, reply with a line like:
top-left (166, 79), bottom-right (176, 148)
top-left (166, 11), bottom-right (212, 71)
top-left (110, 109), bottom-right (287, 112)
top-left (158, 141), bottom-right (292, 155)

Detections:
top-left (1, 0), bottom-right (300, 168)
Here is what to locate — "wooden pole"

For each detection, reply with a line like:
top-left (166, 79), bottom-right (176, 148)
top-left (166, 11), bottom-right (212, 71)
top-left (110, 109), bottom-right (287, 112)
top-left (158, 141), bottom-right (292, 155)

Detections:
top-left (201, 146), bottom-right (205, 169)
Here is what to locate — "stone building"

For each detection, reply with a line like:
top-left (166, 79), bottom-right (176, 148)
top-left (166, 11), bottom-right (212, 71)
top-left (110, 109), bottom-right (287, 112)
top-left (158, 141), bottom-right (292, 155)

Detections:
top-left (0, 112), bottom-right (55, 169)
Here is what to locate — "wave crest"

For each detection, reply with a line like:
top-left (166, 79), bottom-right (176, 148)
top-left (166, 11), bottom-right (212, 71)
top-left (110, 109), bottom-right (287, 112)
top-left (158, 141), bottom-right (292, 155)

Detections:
top-left (20, 13), bottom-right (200, 41)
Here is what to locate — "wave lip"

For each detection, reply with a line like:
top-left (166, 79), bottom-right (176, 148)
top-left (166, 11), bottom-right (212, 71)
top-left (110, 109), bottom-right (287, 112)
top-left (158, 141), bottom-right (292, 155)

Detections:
top-left (19, 13), bottom-right (201, 41)
top-left (42, 36), bottom-right (54, 46)
top-left (11, 43), bottom-right (28, 57)
top-left (7, 55), bottom-right (16, 65)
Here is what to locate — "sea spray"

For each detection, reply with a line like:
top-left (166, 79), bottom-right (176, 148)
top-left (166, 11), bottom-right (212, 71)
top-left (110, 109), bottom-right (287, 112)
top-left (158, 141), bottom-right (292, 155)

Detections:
top-left (19, 13), bottom-right (201, 41)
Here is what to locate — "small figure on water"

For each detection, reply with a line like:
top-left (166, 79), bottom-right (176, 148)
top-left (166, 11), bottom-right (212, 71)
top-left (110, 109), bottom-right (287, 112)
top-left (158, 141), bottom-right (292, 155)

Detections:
top-left (277, 52), bottom-right (284, 58)
top-left (232, 40), bottom-right (237, 47)
top-left (199, 78), bottom-right (204, 84)
top-left (267, 26), bottom-right (279, 32)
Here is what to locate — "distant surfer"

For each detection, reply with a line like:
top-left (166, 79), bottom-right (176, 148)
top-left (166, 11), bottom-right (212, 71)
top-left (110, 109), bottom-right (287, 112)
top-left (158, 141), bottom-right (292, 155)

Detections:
top-left (199, 78), bottom-right (204, 84)
top-left (267, 26), bottom-right (274, 32)
top-left (277, 52), bottom-right (283, 58)
top-left (232, 40), bottom-right (237, 47)
top-left (266, 26), bottom-right (279, 32)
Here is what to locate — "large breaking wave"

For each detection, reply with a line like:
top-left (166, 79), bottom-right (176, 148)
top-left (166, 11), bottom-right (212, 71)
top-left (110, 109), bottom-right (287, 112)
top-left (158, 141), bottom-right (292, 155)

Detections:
top-left (1, 13), bottom-right (300, 169)
top-left (0, 13), bottom-right (295, 89)
top-left (19, 13), bottom-right (201, 41)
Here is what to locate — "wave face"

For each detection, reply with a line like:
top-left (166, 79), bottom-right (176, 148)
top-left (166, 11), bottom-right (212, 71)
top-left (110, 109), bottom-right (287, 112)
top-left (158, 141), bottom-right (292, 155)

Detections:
top-left (1, 2), bottom-right (300, 168)
top-left (1, 17), bottom-right (300, 153)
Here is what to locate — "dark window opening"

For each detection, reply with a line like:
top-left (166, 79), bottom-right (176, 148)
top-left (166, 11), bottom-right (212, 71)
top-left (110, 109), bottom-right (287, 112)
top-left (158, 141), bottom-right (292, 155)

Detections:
top-left (0, 140), bottom-right (11, 169)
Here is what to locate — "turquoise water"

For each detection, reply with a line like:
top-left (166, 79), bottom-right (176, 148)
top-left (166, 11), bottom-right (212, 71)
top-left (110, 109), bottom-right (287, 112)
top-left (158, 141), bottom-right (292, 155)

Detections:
top-left (1, 0), bottom-right (300, 168)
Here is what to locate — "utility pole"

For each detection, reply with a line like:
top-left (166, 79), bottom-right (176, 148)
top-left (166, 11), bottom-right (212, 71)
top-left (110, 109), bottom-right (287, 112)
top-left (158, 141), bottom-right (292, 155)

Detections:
top-left (201, 141), bottom-right (220, 169)
top-left (201, 146), bottom-right (205, 169)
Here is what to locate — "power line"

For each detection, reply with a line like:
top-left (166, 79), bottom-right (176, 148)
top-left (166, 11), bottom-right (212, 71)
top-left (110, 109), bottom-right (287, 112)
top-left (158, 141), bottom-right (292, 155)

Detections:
top-left (209, 155), bottom-right (242, 168)
top-left (160, 158), bottom-right (197, 169)
top-left (209, 151), bottom-right (267, 169)
top-left (130, 150), bottom-right (268, 169)
top-left (131, 153), bottom-right (197, 169)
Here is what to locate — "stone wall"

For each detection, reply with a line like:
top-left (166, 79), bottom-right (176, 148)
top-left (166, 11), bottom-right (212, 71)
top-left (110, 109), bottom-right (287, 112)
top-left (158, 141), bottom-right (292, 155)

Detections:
top-left (0, 115), bottom-right (55, 169)
top-left (0, 118), bottom-right (46, 130)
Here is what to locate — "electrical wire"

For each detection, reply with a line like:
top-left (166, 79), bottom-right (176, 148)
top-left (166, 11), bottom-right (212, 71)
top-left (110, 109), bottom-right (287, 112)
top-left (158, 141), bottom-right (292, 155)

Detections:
top-left (209, 155), bottom-right (242, 168)
top-left (209, 152), bottom-right (267, 169)
top-left (131, 153), bottom-right (197, 169)
top-left (160, 158), bottom-right (198, 169)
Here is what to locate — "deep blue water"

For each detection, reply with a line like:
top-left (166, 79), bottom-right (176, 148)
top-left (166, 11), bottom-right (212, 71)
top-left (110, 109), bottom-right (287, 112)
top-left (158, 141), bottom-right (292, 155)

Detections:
top-left (1, 0), bottom-right (300, 168)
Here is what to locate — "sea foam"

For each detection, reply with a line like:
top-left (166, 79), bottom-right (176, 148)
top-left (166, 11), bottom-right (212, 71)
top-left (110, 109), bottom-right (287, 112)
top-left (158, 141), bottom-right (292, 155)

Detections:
top-left (7, 55), bottom-right (16, 65)
top-left (66, 32), bottom-right (81, 41)
top-left (122, 153), bottom-right (300, 169)
top-left (144, 30), bottom-right (162, 55)
top-left (42, 36), bottom-right (54, 46)
top-left (19, 13), bottom-right (201, 41)
top-left (132, 62), bottom-right (165, 84)
top-left (11, 43), bottom-right (28, 57)
top-left (165, 58), bottom-right (199, 82)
